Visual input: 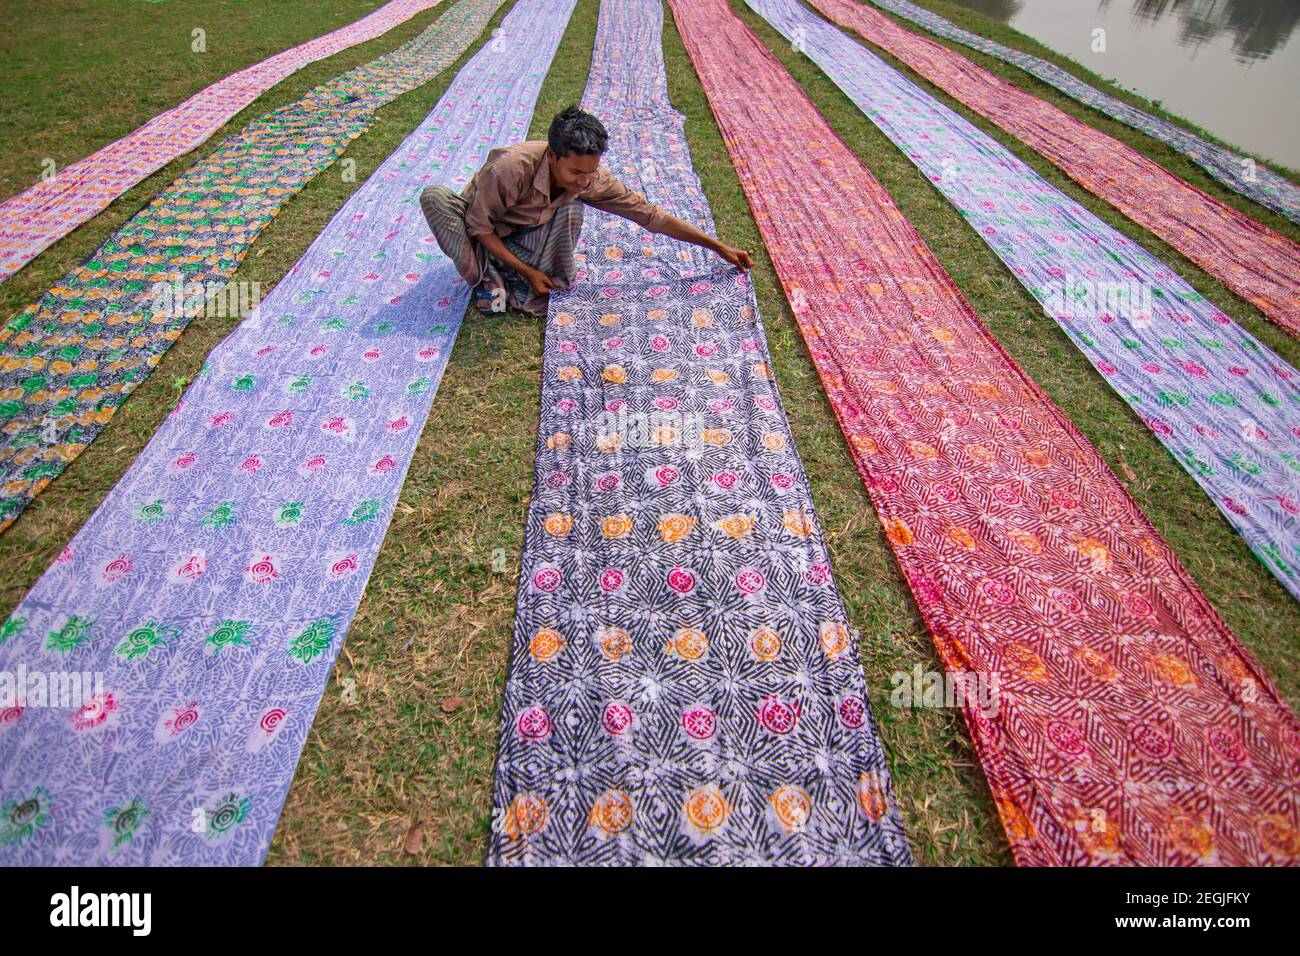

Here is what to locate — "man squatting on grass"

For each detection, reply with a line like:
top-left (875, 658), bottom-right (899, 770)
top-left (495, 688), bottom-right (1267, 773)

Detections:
top-left (420, 106), bottom-right (753, 315)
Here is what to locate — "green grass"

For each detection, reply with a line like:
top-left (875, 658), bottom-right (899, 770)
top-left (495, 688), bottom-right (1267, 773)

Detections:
top-left (0, 0), bottom-right (409, 201)
top-left (0, 0), bottom-right (454, 317)
top-left (1, 0), bottom-right (1297, 866)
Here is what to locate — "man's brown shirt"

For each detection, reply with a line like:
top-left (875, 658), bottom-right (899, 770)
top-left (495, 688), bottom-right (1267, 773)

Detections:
top-left (461, 140), bottom-right (671, 240)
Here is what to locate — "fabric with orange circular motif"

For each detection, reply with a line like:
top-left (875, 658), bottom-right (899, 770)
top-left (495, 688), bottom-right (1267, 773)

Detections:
top-left (488, 0), bottom-right (911, 866)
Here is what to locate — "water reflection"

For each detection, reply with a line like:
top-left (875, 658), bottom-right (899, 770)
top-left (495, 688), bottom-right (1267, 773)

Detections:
top-left (940, 0), bottom-right (1300, 168)
top-left (956, 0), bottom-right (1299, 62)
top-left (1116, 0), bottom-right (1300, 62)
top-left (947, 0), bottom-right (1024, 21)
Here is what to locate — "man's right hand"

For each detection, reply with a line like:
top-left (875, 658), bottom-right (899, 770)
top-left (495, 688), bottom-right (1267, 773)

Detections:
top-left (524, 267), bottom-right (558, 298)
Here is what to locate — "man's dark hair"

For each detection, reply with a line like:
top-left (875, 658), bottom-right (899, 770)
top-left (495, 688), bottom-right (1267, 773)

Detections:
top-left (548, 106), bottom-right (608, 158)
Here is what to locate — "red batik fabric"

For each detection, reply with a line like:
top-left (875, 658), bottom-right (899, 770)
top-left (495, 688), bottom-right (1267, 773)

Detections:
top-left (669, 0), bottom-right (1300, 866)
top-left (808, 0), bottom-right (1300, 338)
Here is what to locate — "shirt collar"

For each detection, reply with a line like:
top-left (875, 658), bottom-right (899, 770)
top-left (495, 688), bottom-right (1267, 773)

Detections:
top-left (531, 145), bottom-right (552, 198)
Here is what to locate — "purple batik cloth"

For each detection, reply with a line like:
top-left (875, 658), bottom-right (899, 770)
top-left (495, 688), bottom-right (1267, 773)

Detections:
top-left (0, 0), bottom-right (577, 866)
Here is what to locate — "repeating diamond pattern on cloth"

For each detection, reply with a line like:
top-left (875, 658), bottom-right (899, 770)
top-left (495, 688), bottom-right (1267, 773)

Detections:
top-left (670, 0), bottom-right (1300, 866)
top-left (0, 0), bottom-right (448, 281)
top-left (746, 0), bottom-right (1300, 602)
top-left (0, 0), bottom-right (576, 866)
top-left (865, 0), bottom-right (1300, 225)
top-left (805, 0), bottom-right (1300, 338)
top-left (487, 0), bottom-right (912, 866)
top-left (0, 0), bottom-right (510, 534)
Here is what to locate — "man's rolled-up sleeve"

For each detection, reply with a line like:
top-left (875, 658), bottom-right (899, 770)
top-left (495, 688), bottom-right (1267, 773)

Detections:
top-left (583, 169), bottom-right (672, 234)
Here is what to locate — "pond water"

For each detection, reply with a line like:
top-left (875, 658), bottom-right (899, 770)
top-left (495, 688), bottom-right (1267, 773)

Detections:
top-left (940, 0), bottom-right (1300, 170)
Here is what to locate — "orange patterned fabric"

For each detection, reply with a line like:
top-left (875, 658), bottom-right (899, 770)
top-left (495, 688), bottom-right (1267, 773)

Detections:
top-left (669, 0), bottom-right (1300, 865)
top-left (809, 0), bottom-right (1300, 338)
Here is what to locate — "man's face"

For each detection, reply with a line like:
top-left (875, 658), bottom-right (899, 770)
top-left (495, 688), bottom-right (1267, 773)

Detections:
top-left (547, 148), bottom-right (601, 194)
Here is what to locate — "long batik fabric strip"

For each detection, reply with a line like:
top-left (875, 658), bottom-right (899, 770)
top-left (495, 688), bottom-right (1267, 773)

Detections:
top-left (0, 0), bottom-right (507, 534)
top-left (670, 0), bottom-right (1300, 866)
top-left (867, 0), bottom-right (1300, 225)
top-left (805, 0), bottom-right (1300, 338)
top-left (488, 0), bottom-right (912, 866)
top-left (0, 0), bottom-right (576, 866)
top-left (0, 0), bottom-right (446, 281)
top-left (747, 1), bottom-right (1300, 601)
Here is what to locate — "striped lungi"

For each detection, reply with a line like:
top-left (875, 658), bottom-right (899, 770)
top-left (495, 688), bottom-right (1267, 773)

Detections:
top-left (420, 184), bottom-right (583, 315)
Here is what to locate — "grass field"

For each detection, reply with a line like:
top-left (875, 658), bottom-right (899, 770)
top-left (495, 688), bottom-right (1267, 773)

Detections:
top-left (0, 0), bottom-right (1296, 866)
top-left (0, 0), bottom-right (403, 200)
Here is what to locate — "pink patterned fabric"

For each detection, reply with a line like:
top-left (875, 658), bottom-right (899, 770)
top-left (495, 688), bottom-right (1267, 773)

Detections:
top-left (810, 0), bottom-right (1300, 338)
top-left (670, 0), bottom-right (1300, 866)
top-left (0, 0), bottom-right (443, 281)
